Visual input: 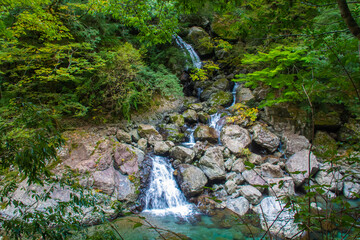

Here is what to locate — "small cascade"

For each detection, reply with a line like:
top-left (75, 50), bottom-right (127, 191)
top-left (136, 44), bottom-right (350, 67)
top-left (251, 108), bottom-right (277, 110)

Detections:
top-left (209, 112), bottom-right (223, 133)
top-left (197, 88), bottom-right (203, 99)
top-left (144, 155), bottom-right (194, 216)
top-left (228, 82), bottom-right (240, 108)
top-left (183, 125), bottom-right (197, 148)
top-left (174, 35), bottom-right (202, 69)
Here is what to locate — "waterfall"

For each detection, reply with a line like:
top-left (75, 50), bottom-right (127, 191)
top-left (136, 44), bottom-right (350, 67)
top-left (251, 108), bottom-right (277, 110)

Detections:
top-left (174, 35), bottom-right (202, 69)
top-left (143, 155), bottom-right (194, 216)
top-left (182, 125), bottom-right (197, 148)
top-left (228, 82), bottom-right (240, 108)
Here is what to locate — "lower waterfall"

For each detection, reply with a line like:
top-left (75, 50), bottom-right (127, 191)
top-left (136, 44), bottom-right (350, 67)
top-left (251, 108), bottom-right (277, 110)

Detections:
top-left (143, 155), bottom-right (194, 216)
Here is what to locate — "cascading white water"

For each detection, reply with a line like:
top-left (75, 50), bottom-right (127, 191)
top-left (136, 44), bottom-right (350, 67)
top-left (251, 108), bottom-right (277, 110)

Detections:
top-left (174, 35), bottom-right (202, 69)
top-left (182, 125), bottom-right (197, 148)
top-left (143, 155), bottom-right (194, 216)
top-left (228, 82), bottom-right (240, 108)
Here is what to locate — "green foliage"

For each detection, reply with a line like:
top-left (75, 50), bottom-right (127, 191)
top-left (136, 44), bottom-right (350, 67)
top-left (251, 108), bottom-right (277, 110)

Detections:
top-left (0, 101), bottom-right (64, 184)
top-left (190, 60), bottom-right (219, 82)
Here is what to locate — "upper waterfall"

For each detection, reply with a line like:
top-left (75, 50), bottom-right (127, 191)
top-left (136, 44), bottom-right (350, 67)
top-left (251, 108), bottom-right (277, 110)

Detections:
top-left (174, 35), bottom-right (202, 69)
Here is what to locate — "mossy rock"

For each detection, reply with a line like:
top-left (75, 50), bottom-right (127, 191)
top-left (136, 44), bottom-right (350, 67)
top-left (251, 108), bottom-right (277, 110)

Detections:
top-left (208, 91), bottom-right (233, 107)
top-left (338, 118), bottom-right (360, 143)
top-left (169, 114), bottom-right (185, 127)
top-left (212, 78), bottom-right (230, 91)
top-left (161, 124), bottom-right (185, 143)
top-left (186, 26), bottom-right (214, 56)
top-left (314, 111), bottom-right (341, 129)
top-left (313, 131), bottom-right (337, 160)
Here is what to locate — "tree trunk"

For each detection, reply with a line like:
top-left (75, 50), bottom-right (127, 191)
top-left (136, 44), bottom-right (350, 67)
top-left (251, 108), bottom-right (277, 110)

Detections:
top-left (337, 0), bottom-right (360, 40)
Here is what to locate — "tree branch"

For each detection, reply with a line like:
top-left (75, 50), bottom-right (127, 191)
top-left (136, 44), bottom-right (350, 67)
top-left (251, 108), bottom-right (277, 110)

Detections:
top-left (337, 0), bottom-right (360, 40)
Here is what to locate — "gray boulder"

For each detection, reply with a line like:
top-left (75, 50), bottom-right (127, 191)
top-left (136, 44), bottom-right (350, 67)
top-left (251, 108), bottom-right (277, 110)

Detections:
top-left (225, 180), bottom-right (237, 195)
top-left (242, 169), bottom-right (267, 191)
top-left (251, 124), bottom-right (280, 153)
top-left (266, 177), bottom-right (295, 197)
top-left (236, 87), bottom-right (255, 104)
top-left (238, 185), bottom-right (262, 205)
top-left (194, 125), bottom-right (218, 143)
top-left (315, 169), bottom-right (343, 192)
top-left (248, 153), bottom-right (264, 165)
top-left (261, 163), bottom-right (284, 178)
top-left (183, 109), bottom-right (198, 123)
top-left (343, 182), bottom-right (360, 199)
top-left (137, 138), bottom-right (148, 151)
top-left (285, 149), bottom-right (319, 186)
top-left (154, 141), bottom-right (175, 155)
top-left (138, 124), bottom-right (163, 144)
top-left (199, 146), bottom-right (226, 180)
top-left (169, 113), bottom-right (185, 127)
top-left (254, 197), bottom-right (300, 239)
top-left (232, 159), bottom-right (246, 173)
top-left (226, 197), bottom-right (250, 216)
top-left (220, 125), bottom-right (251, 154)
top-left (282, 132), bottom-right (310, 157)
top-left (170, 146), bottom-right (195, 164)
top-left (177, 164), bottom-right (208, 197)
top-left (116, 129), bottom-right (132, 143)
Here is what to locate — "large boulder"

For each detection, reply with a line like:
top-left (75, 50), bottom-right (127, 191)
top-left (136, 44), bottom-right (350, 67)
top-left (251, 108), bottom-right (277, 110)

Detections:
top-left (285, 149), bottom-right (319, 186)
top-left (116, 129), bottom-right (132, 144)
top-left (282, 132), bottom-right (310, 157)
top-left (154, 141), bottom-right (175, 156)
top-left (313, 131), bottom-right (337, 159)
top-left (199, 146), bottom-right (226, 180)
top-left (238, 185), bottom-right (262, 205)
top-left (266, 177), bottom-right (295, 198)
top-left (169, 113), bottom-right (185, 127)
top-left (226, 197), bottom-right (250, 216)
top-left (177, 164), bottom-right (208, 197)
top-left (343, 182), bottom-right (360, 199)
top-left (232, 159), bottom-right (246, 173)
top-left (261, 163), bottom-right (284, 178)
top-left (314, 111), bottom-right (341, 129)
top-left (183, 109), bottom-right (198, 123)
top-left (242, 169), bottom-right (267, 190)
top-left (212, 78), bottom-right (230, 91)
top-left (208, 91), bottom-right (233, 107)
top-left (114, 143), bottom-right (145, 175)
top-left (251, 124), bottom-right (280, 153)
top-left (138, 124), bottom-right (163, 144)
top-left (160, 123), bottom-right (185, 143)
top-left (194, 125), bottom-right (219, 143)
top-left (220, 125), bottom-right (251, 154)
top-left (254, 197), bottom-right (301, 239)
top-left (236, 87), bottom-right (255, 105)
top-left (186, 26), bottom-right (213, 56)
top-left (114, 170), bottom-right (138, 202)
top-left (315, 169), bottom-right (343, 192)
top-left (170, 146), bottom-right (195, 164)
top-left (225, 179), bottom-right (237, 195)
top-left (338, 118), bottom-right (360, 143)
top-left (92, 167), bottom-right (116, 196)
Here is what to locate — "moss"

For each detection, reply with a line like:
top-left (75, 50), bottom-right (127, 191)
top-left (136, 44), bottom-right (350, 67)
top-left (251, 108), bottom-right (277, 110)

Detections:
top-left (208, 91), bottom-right (233, 107)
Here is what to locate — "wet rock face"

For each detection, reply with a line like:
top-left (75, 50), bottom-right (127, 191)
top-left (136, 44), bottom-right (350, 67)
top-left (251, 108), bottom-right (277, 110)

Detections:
top-left (194, 125), bottom-right (218, 143)
top-left (199, 146), bottom-right (226, 180)
top-left (177, 164), bottom-right (208, 197)
top-left (220, 125), bottom-right (251, 154)
top-left (251, 124), bottom-right (280, 153)
top-left (285, 149), bottom-right (319, 187)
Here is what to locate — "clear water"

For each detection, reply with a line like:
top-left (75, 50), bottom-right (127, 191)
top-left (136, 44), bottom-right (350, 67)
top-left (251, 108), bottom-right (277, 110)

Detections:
top-left (143, 155), bottom-right (195, 217)
top-left (228, 82), bottom-right (240, 109)
top-left (83, 210), bottom-right (265, 240)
